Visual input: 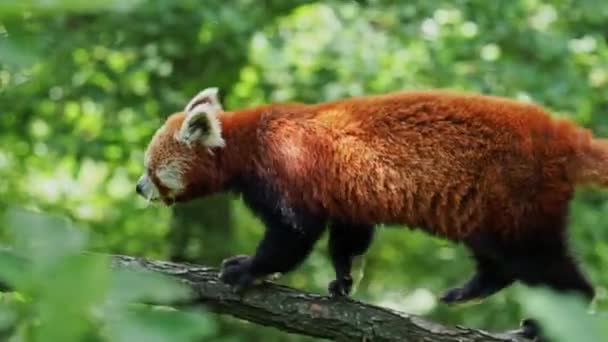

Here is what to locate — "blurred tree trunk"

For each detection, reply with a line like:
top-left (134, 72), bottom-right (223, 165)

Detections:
top-left (169, 194), bottom-right (233, 265)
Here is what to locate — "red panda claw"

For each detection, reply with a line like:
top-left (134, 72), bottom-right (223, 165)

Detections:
top-left (517, 318), bottom-right (544, 341)
top-left (220, 254), bottom-right (250, 269)
top-left (219, 255), bottom-right (255, 292)
top-left (328, 277), bottom-right (353, 297)
top-left (439, 288), bottom-right (465, 304)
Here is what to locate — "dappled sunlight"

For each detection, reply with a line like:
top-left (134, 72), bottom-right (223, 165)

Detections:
top-left (27, 166), bottom-right (80, 204)
top-left (529, 4), bottom-right (558, 31)
top-left (376, 288), bottom-right (437, 316)
top-left (106, 168), bottom-right (134, 200)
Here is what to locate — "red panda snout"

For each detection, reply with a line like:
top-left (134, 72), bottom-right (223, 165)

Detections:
top-left (138, 130), bottom-right (192, 203)
top-left (140, 118), bottom-right (215, 204)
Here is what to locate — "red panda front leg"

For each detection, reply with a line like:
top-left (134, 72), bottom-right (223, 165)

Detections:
top-left (219, 196), bottom-right (326, 292)
top-left (327, 221), bottom-right (375, 297)
top-left (220, 222), bottom-right (326, 291)
top-left (221, 175), bottom-right (328, 292)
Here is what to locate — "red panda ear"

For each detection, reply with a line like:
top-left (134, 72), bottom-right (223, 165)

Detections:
top-left (184, 87), bottom-right (222, 114)
top-left (177, 87), bottom-right (225, 147)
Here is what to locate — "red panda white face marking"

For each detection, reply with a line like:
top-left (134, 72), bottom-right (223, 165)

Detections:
top-left (136, 87), bottom-right (225, 204)
top-left (155, 158), bottom-right (188, 194)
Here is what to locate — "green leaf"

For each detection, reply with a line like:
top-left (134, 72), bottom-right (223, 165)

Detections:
top-left (33, 253), bottom-right (109, 342)
top-left (106, 307), bottom-right (215, 342)
top-left (4, 208), bottom-right (87, 269)
top-left (0, 249), bottom-right (28, 289)
top-left (107, 268), bottom-right (191, 307)
top-left (0, 302), bottom-right (17, 331)
top-left (518, 288), bottom-right (607, 342)
top-left (0, 0), bottom-right (142, 18)
top-left (0, 38), bottom-right (36, 68)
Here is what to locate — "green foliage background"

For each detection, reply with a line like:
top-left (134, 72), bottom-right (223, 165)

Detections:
top-left (1, 0), bottom-right (608, 341)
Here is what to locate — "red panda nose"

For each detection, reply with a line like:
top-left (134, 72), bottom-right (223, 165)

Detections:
top-left (136, 181), bottom-right (144, 196)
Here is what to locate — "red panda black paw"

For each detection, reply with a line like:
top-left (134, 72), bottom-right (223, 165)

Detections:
top-left (220, 254), bottom-right (251, 269)
top-left (439, 287), bottom-right (469, 304)
top-left (328, 276), bottom-right (353, 297)
top-left (517, 318), bottom-right (545, 341)
top-left (219, 255), bottom-right (256, 293)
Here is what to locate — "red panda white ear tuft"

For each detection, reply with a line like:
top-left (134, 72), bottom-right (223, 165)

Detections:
top-left (177, 87), bottom-right (225, 147)
top-left (184, 87), bottom-right (222, 114)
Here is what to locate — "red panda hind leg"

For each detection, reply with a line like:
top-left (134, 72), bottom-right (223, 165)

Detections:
top-left (502, 236), bottom-right (594, 301)
top-left (441, 249), bottom-right (515, 303)
top-left (327, 221), bottom-right (375, 297)
top-left (444, 213), bottom-right (595, 304)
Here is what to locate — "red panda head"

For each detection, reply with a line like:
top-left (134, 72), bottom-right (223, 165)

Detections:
top-left (136, 87), bottom-right (227, 205)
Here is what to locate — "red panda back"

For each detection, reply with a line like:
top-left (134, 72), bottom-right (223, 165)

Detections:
top-left (256, 91), bottom-right (587, 240)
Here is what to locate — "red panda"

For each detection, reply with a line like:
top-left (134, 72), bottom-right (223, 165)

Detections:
top-left (137, 87), bottom-right (607, 305)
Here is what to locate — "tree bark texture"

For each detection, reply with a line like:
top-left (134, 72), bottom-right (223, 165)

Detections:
top-left (112, 255), bottom-right (531, 342)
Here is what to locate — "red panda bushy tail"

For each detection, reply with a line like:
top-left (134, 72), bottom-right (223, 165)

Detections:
top-left (574, 138), bottom-right (608, 188)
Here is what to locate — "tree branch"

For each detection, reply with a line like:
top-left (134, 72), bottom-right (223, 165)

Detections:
top-left (112, 255), bottom-right (531, 342)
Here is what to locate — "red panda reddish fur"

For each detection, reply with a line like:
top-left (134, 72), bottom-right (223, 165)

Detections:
top-left (145, 89), bottom-right (607, 304)
top-left (205, 91), bottom-right (605, 239)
